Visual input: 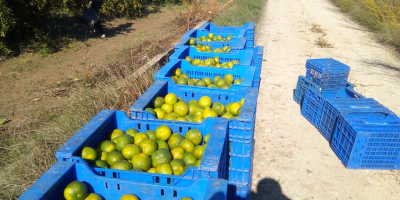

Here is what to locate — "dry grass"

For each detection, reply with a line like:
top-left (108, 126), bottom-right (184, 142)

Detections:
top-left (315, 36), bottom-right (333, 48)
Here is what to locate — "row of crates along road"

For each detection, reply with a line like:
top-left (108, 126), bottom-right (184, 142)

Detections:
top-left (20, 22), bottom-right (264, 200)
top-left (294, 58), bottom-right (400, 170)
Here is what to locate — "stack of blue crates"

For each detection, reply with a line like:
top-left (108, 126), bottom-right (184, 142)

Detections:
top-left (294, 58), bottom-right (400, 170)
top-left (20, 21), bottom-right (264, 200)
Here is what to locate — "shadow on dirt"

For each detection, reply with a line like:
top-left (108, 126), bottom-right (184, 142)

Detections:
top-left (251, 178), bottom-right (291, 200)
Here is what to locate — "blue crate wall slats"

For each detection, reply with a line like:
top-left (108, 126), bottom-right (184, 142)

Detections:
top-left (19, 161), bottom-right (228, 200)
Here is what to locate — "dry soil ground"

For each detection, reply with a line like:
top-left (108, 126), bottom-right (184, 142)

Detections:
top-left (252, 0), bottom-right (400, 199)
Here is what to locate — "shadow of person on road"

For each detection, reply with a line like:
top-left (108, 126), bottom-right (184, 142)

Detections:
top-left (251, 178), bottom-right (291, 200)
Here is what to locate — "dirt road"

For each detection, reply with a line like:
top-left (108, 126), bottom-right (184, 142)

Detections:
top-left (252, 0), bottom-right (400, 199)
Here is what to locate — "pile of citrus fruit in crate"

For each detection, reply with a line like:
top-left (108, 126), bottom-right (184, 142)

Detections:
top-left (19, 22), bottom-right (262, 200)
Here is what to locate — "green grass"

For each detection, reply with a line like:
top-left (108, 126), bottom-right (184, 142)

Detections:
top-left (330, 0), bottom-right (400, 52)
top-left (212, 0), bottom-right (268, 26)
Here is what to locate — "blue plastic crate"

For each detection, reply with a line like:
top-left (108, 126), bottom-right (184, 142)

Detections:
top-left (305, 58), bottom-right (350, 90)
top-left (130, 80), bottom-right (258, 140)
top-left (175, 37), bottom-right (250, 53)
top-left (56, 110), bottom-right (229, 185)
top-left (253, 46), bottom-right (264, 88)
top-left (19, 161), bottom-right (228, 200)
top-left (294, 76), bottom-right (356, 106)
top-left (331, 112), bottom-right (400, 169)
top-left (154, 60), bottom-right (257, 93)
top-left (169, 46), bottom-right (254, 67)
top-left (301, 87), bottom-right (365, 128)
top-left (229, 138), bottom-right (254, 185)
top-left (318, 98), bottom-right (391, 142)
top-left (227, 161), bottom-right (253, 200)
top-left (198, 22), bottom-right (255, 40)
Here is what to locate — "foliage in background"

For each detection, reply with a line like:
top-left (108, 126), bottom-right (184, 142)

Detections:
top-left (330, 0), bottom-right (400, 51)
top-left (212, 0), bottom-right (267, 26)
top-left (0, 0), bottom-right (186, 57)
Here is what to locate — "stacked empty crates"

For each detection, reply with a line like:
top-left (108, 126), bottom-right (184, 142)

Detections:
top-left (294, 58), bottom-right (400, 170)
top-left (20, 22), bottom-right (264, 200)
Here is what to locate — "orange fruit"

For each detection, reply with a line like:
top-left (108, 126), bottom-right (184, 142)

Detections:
top-left (156, 163), bottom-right (173, 175)
top-left (122, 144), bottom-right (143, 160)
top-left (170, 159), bottom-right (185, 176)
top-left (168, 133), bottom-right (185, 149)
top-left (170, 147), bottom-right (186, 159)
top-left (174, 101), bottom-right (189, 117)
top-left (64, 181), bottom-right (88, 200)
top-left (134, 133), bottom-right (149, 145)
top-left (165, 93), bottom-right (178, 105)
top-left (106, 151), bottom-right (124, 166)
top-left (131, 153), bottom-right (152, 171)
top-left (180, 139), bottom-right (196, 153)
top-left (155, 125), bottom-right (172, 141)
top-left (185, 129), bottom-right (202, 145)
top-left (138, 138), bottom-right (158, 156)
top-left (151, 148), bottom-right (172, 167)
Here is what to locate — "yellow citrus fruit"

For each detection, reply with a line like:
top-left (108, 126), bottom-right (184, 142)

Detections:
top-left (185, 56), bottom-right (193, 63)
top-left (195, 80), bottom-right (207, 87)
top-left (138, 138), bottom-right (158, 156)
top-left (81, 147), bottom-right (97, 163)
top-left (163, 113), bottom-right (177, 120)
top-left (145, 108), bottom-right (156, 116)
top-left (202, 108), bottom-right (218, 119)
top-left (227, 62), bottom-right (234, 68)
top-left (182, 152), bottom-right (197, 165)
top-left (98, 151), bottom-right (108, 161)
top-left (240, 98), bottom-right (245, 105)
top-left (221, 112), bottom-right (234, 119)
top-left (180, 197), bottom-right (193, 200)
top-left (193, 145), bottom-right (205, 159)
top-left (111, 160), bottom-right (133, 170)
top-left (165, 93), bottom-right (178, 105)
top-left (155, 125), bottom-right (172, 141)
top-left (215, 78), bottom-right (226, 87)
top-left (151, 148), bottom-right (172, 167)
top-left (122, 144), bottom-right (142, 160)
top-left (177, 77), bottom-right (188, 85)
top-left (64, 181), bottom-right (88, 200)
top-left (131, 153), bottom-right (152, 171)
top-left (185, 129), bottom-right (202, 145)
top-left (174, 101), bottom-right (189, 117)
top-left (211, 102), bottom-right (225, 116)
top-left (170, 147), bottom-right (186, 159)
top-left (180, 139), bottom-right (196, 153)
top-left (170, 159), bottom-right (185, 176)
top-left (195, 159), bottom-right (201, 167)
top-left (134, 133), bottom-right (149, 145)
top-left (154, 97), bottom-right (165, 108)
top-left (213, 75), bottom-right (221, 84)
top-left (106, 151), bottom-right (124, 166)
top-left (204, 133), bottom-right (210, 144)
top-left (187, 79), bottom-right (195, 86)
top-left (120, 194), bottom-right (139, 200)
top-left (185, 115), bottom-right (195, 122)
top-left (126, 128), bottom-right (139, 137)
top-left (230, 102), bottom-right (242, 116)
top-left (153, 108), bottom-right (166, 119)
top-left (232, 60), bottom-right (239, 64)
top-left (234, 79), bottom-right (242, 84)
top-left (100, 140), bottom-right (116, 153)
top-left (85, 193), bottom-right (103, 200)
top-left (174, 67), bottom-right (183, 76)
top-left (223, 74), bottom-right (234, 84)
top-left (171, 76), bottom-right (177, 83)
top-left (161, 103), bottom-right (174, 113)
top-left (171, 112), bottom-right (180, 118)
top-left (208, 33), bottom-right (214, 39)
top-left (156, 140), bottom-right (170, 151)
top-left (147, 167), bottom-right (156, 173)
top-left (225, 103), bottom-right (232, 113)
top-left (145, 130), bottom-right (157, 140)
top-left (168, 133), bottom-right (185, 149)
top-left (114, 134), bottom-right (134, 152)
top-left (156, 163), bottom-right (173, 175)
top-left (188, 103), bottom-right (198, 115)
top-left (193, 115), bottom-right (205, 123)
top-left (91, 160), bottom-right (108, 168)
top-left (193, 106), bottom-right (205, 116)
top-left (202, 77), bottom-right (212, 86)
top-left (176, 117), bottom-right (188, 121)
top-left (110, 129), bottom-right (124, 141)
